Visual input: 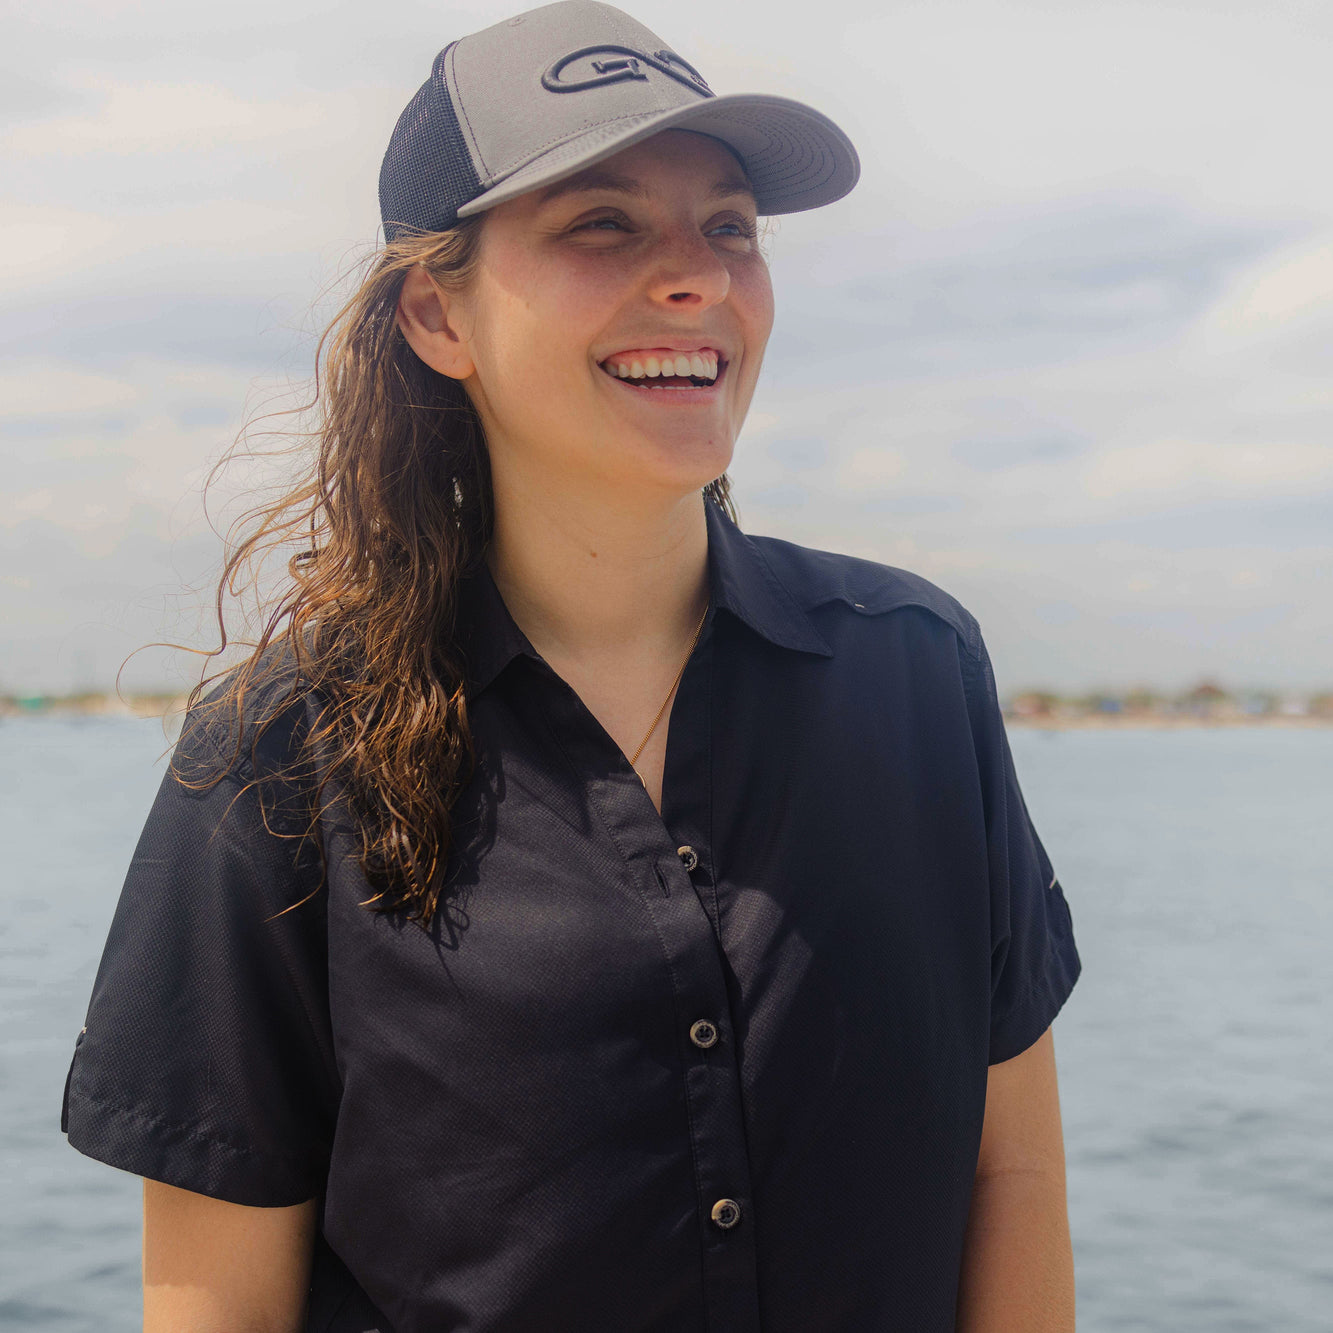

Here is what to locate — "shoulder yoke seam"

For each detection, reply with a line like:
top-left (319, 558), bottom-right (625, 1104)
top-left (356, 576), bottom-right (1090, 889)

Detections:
top-left (743, 531), bottom-right (983, 661)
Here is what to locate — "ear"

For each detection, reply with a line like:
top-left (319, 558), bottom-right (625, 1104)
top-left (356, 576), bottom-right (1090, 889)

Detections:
top-left (396, 264), bottom-right (477, 381)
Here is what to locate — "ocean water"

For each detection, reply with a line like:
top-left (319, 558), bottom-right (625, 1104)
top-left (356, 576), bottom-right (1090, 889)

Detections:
top-left (1, 717), bottom-right (1329, 1330)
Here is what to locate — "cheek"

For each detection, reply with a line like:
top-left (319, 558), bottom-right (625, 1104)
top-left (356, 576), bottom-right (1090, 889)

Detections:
top-left (466, 283), bottom-right (612, 448)
top-left (738, 260), bottom-right (775, 344)
top-left (474, 269), bottom-right (609, 388)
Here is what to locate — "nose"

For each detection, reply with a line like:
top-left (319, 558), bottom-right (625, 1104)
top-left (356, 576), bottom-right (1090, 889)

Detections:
top-left (644, 224), bottom-right (731, 309)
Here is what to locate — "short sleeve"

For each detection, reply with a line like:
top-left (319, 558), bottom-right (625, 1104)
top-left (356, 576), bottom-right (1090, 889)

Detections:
top-left (961, 633), bottom-right (1082, 1065)
top-left (61, 691), bottom-right (340, 1206)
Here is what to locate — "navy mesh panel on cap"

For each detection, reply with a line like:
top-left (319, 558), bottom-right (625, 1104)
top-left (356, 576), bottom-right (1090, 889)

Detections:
top-left (379, 43), bottom-right (481, 242)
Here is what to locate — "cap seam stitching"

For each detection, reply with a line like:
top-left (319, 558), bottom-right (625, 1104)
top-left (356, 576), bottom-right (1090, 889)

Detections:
top-left (446, 41), bottom-right (490, 181)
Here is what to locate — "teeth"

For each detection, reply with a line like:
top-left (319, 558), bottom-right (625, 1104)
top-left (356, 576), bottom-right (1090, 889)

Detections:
top-left (601, 352), bottom-right (724, 382)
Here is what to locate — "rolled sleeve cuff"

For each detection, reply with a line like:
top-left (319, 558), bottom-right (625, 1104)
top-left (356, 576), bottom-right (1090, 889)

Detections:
top-left (63, 1081), bottom-right (317, 1208)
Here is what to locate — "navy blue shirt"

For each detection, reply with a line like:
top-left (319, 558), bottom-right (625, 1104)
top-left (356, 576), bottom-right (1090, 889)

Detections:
top-left (63, 498), bottom-right (1080, 1332)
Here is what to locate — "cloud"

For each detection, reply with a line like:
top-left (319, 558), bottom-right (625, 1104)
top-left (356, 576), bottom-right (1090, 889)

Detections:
top-left (6, 81), bottom-right (330, 157)
top-left (0, 289), bottom-right (321, 369)
top-left (1079, 439), bottom-right (1333, 506)
top-left (0, 70), bottom-right (96, 126)
top-left (1206, 240), bottom-right (1333, 331)
top-left (763, 203), bottom-right (1282, 382)
top-left (0, 364), bottom-right (140, 418)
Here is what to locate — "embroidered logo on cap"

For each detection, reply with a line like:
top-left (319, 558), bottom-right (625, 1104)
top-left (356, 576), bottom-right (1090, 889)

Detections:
top-left (542, 44), bottom-right (713, 96)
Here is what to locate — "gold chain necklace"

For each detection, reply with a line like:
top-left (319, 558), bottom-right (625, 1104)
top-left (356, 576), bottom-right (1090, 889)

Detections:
top-left (627, 600), bottom-right (709, 779)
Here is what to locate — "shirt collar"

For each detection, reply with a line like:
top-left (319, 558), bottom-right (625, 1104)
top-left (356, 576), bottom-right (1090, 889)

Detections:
top-left (703, 498), bottom-right (833, 658)
top-left (456, 499), bottom-right (833, 696)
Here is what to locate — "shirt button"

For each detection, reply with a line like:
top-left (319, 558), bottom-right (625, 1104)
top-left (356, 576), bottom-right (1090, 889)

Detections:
top-left (689, 1019), bottom-right (719, 1049)
top-left (710, 1198), bottom-right (742, 1230)
top-left (677, 845), bottom-right (699, 872)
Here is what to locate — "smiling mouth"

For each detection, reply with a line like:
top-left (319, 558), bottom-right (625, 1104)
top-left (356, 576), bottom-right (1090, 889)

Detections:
top-left (598, 352), bottom-right (726, 390)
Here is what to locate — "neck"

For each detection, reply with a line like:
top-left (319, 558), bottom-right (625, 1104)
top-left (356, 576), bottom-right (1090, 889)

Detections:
top-left (485, 473), bottom-right (712, 670)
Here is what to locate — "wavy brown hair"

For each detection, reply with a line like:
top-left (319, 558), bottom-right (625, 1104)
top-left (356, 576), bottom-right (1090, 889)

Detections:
top-left (187, 219), bottom-right (738, 929)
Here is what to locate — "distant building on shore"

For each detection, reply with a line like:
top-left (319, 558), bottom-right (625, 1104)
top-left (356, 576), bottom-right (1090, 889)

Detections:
top-left (1000, 678), bottom-right (1329, 726)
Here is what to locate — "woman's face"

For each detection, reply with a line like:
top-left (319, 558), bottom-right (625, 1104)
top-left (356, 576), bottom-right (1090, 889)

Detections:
top-left (450, 129), bottom-right (774, 502)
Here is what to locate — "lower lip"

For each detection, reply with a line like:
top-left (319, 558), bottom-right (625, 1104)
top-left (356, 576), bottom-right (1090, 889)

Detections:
top-left (598, 363), bottom-right (727, 405)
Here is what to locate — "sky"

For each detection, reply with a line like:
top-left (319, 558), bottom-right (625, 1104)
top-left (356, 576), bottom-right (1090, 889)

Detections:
top-left (3, 0), bottom-right (1331, 696)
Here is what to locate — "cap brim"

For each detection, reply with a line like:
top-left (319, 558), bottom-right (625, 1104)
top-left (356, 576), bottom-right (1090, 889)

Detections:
top-left (455, 92), bottom-right (859, 220)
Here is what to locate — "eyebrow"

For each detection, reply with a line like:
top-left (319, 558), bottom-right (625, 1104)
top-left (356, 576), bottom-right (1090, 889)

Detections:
top-left (535, 168), bottom-right (757, 209)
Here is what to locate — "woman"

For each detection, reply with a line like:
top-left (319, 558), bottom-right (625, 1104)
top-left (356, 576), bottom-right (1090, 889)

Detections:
top-left (62, 3), bottom-right (1081, 1330)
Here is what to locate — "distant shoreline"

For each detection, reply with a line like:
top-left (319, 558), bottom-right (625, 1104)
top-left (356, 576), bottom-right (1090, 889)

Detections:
top-left (1006, 714), bottom-right (1331, 729)
top-left (0, 695), bottom-right (189, 720)
top-left (1, 694), bottom-right (1328, 729)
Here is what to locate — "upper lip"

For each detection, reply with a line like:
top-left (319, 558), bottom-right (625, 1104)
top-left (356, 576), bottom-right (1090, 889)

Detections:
top-left (598, 342), bottom-right (728, 363)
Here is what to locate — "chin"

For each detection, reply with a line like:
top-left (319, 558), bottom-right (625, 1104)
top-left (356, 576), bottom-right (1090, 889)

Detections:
top-left (635, 435), bottom-right (735, 497)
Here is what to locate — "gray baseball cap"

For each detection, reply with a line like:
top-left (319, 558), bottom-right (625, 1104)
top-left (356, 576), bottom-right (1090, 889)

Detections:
top-left (379, 0), bottom-right (860, 241)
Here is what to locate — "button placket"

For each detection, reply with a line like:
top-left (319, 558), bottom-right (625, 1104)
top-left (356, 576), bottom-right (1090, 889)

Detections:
top-left (569, 613), bottom-right (759, 1327)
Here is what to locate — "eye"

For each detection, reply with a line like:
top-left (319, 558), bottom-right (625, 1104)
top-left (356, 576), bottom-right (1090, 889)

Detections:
top-left (571, 213), bottom-right (632, 234)
top-left (708, 214), bottom-right (760, 241)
